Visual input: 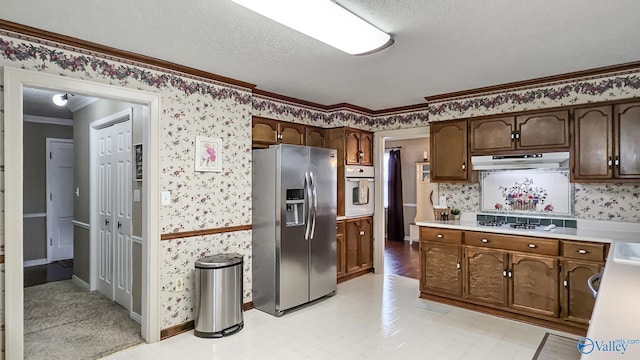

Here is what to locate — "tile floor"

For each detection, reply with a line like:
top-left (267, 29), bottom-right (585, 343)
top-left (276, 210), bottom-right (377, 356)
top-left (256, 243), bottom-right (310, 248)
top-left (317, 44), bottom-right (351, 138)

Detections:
top-left (105, 273), bottom-right (575, 360)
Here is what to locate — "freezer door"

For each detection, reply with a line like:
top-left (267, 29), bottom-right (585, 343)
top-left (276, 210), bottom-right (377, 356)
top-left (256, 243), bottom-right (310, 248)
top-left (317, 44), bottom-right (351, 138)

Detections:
top-left (277, 145), bottom-right (311, 310)
top-left (309, 147), bottom-right (337, 301)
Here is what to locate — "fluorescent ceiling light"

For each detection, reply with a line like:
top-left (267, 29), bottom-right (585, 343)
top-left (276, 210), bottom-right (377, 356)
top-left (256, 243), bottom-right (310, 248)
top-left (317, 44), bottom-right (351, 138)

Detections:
top-left (231, 0), bottom-right (393, 55)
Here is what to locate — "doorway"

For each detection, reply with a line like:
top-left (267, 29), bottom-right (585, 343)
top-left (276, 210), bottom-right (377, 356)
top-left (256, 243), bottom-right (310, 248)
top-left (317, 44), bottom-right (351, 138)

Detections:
top-left (4, 67), bottom-right (161, 359)
top-left (46, 138), bottom-right (75, 263)
top-left (373, 127), bottom-right (430, 278)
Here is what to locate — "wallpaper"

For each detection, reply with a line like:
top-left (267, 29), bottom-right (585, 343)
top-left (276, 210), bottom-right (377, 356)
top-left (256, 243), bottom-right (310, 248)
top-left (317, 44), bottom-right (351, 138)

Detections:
top-left (160, 231), bottom-right (251, 329)
top-left (428, 72), bottom-right (640, 122)
top-left (575, 183), bottom-right (640, 222)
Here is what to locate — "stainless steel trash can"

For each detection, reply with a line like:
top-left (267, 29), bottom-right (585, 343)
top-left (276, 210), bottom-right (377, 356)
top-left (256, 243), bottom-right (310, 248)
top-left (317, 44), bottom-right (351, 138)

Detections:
top-left (194, 253), bottom-right (244, 338)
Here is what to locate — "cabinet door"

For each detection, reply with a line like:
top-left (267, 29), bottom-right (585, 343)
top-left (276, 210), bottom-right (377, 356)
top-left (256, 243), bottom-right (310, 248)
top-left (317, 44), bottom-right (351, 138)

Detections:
top-left (573, 106), bottom-right (613, 180)
top-left (345, 130), bottom-right (361, 165)
top-left (252, 117), bottom-right (279, 145)
top-left (305, 126), bottom-right (326, 148)
top-left (469, 117), bottom-right (516, 153)
top-left (509, 253), bottom-right (559, 317)
top-left (465, 248), bottom-right (508, 306)
top-left (345, 219), bottom-right (361, 274)
top-left (360, 131), bottom-right (373, 166)
top-left (430, 120), bottom-right (469, 181)
top-left (279, 122), bottom-right (305, 145)
top-left (614, 102), bottom-right (640, 179)
top-left (516, 110), bottom-right (570, 150)
top-left (561, 260), bottom-right (601, 324)
top-left (420, 242), bottom-right (462, 297)
top-left (359, 217), bottom-right (373, 268)
top-left (336, 221), bottom-right (346, 278)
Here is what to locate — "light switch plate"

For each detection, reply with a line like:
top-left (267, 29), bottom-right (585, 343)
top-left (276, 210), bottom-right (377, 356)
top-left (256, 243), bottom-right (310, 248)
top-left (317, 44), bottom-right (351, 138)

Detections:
top-left (133, 189), bottom-right (141, 202)
top-left (161, 191), bottom-right (171, 205)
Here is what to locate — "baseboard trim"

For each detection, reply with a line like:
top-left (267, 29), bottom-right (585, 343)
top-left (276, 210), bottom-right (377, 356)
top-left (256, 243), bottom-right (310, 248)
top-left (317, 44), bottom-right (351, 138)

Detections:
top-left (130, 311), bottom-right (142, 325)
top-left (337, 267), bottom-right (374, 284)
top-left (72, 275), bottom-right (90, 291)
top-left (419, 292), bottom-right (587, 337)
top-left (24, 258), bottom-right (48, 267)
top-left (160, 301), bottom-right (254, 340)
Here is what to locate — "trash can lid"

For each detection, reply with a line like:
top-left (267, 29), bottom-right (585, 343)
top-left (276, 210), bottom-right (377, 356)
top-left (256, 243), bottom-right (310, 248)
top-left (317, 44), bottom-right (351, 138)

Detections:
top-left (195, 253), bottom-right (243, 269)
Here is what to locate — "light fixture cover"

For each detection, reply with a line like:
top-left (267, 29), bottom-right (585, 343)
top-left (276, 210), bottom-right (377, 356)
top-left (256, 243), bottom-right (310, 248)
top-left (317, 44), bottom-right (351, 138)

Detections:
top-left (231, 0), bottom-right (392, 55)
top-left (52, 93), bottom-right (68, 106)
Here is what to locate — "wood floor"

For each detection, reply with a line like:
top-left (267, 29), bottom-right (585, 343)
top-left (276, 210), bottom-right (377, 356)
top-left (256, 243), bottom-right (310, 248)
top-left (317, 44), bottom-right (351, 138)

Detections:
top-left (23, 260), bottom-right (73, 288)
top-left (384, 239), bottom-right (420, 279)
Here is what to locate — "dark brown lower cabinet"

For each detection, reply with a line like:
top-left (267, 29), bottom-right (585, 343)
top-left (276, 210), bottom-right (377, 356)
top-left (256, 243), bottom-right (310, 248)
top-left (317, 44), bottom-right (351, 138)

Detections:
top-left (561, 260), bottom-right (602, 324)
top-left (336, 220), bottom-right (345, 279)
top-left (343, 216), bottom-right (373, 277)
top-left (420, 242), bottom-right (462, 297)
top-left (509, 253), bottom-right (559, 317)
top-left (464, 247), bottom-right (507, 306)
top-left (419, 226), bottom-right (606, 335)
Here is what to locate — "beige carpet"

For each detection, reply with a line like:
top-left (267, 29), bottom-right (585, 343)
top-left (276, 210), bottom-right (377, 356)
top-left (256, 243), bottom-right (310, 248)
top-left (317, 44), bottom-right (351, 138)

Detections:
top-left (24, 280), bottom-right (144, 360)
top-left (533, 332), bottom-right (580, 360)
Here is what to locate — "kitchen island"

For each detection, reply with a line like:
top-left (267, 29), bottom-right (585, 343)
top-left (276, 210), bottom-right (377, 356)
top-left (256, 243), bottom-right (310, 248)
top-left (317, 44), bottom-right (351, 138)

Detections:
top-left (416, 218), bottom-right (640, 360)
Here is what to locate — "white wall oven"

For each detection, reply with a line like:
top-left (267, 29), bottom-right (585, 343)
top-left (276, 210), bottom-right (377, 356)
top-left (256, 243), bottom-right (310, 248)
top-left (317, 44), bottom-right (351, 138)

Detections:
top-left (344, 165), bottom-right (375, 217)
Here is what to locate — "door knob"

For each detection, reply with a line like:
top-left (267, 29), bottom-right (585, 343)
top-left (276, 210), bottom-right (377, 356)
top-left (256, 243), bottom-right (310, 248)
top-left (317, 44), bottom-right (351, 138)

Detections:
top-left (117, 222), bottom-right (122, 229)
top-left (105, 219), bottom-right (110, 226)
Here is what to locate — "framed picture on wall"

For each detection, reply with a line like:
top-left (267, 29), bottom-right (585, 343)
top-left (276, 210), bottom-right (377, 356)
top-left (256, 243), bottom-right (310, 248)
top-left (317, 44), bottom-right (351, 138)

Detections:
top-left (134, 143), bottom-right (143, 181)
top-left (195, 136), bottom-right (222, 172)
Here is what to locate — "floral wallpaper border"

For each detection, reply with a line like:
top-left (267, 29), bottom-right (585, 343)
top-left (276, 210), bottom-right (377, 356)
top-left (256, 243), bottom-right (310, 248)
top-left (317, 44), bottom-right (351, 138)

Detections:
top-left (429, 73), bottom-right (640, 121)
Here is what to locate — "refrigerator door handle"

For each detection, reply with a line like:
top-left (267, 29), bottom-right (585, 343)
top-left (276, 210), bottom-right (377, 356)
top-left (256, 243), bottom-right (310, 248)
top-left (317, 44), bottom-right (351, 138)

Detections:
top-left (309, 171), bottom-right (318, 240)
top-left (304, 171), bottom-right (313, 241)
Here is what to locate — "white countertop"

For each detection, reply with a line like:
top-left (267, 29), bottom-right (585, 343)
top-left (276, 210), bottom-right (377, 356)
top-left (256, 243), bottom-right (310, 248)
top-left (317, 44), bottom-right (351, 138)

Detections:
top-left (417, 219), bottom-right (640, 359)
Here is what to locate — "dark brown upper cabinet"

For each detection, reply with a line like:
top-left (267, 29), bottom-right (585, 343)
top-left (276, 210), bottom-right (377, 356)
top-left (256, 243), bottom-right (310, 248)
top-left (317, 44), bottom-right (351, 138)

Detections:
top-left (326, 127), bottom-right (373, 166)
top-left (469, 110), bottom-right (570, 154)
top-left (430, 120), bottom-right (474, 182)
top-left (572, 102), bottom-right (640, 182)
top-left (252, 116), bottom-right (325, 149)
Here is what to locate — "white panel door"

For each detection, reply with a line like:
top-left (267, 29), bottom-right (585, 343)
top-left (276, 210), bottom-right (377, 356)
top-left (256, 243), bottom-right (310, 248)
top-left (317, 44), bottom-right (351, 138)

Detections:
top-left (112, 121), bottom-right (133, 308)
top-left (96, 120), bottom-right (132, 309)
top-left (97, 126), bottom-right (115, 299)
top-left (47, 139), bottom-right (74, 262)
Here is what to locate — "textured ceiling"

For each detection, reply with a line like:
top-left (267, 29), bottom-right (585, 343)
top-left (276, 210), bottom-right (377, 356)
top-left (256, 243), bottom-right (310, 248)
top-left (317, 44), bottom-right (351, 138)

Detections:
top-left (3, 0), bottom-right (640, 110)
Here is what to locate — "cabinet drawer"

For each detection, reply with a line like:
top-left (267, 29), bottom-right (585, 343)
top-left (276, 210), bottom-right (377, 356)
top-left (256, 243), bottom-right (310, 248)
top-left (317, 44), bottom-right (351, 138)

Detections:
top-left (464, 231), bottom-right (559, 256)
top-left (561, 241), bottom-right (607, 262)
top-left (420, 227), bottom-right (462, 244)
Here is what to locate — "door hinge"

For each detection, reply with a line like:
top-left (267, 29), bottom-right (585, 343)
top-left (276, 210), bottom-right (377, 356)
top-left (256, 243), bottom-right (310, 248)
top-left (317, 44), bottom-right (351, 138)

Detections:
top-left (50, 193), bottom-right (52, 201)
top-left (49, 152), bottom-right (52, 159)
top-left (50, 238), bottom-right (52, 246)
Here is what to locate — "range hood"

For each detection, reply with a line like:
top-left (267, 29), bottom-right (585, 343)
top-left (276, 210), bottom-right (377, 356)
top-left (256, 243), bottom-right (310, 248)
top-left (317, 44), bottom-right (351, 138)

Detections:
top-left (471, 152), bottom-right (570, 170)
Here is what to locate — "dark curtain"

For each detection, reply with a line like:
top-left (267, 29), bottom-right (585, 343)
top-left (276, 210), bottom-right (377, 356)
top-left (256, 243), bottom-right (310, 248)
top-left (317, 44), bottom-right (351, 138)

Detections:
top-left (387, 149), bottom-right (405, 241)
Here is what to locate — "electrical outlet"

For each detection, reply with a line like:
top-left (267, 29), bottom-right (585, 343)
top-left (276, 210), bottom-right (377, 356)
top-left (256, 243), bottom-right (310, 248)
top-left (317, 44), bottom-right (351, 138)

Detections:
top-left (175, 278), bottom-right (184, 292)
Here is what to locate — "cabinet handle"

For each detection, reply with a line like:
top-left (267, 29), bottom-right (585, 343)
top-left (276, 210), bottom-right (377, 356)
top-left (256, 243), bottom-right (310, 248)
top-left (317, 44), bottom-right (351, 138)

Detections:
top-left (563, 279), bottom-right (568, 287)
top-left (503, 270), bottom-right (507, 277)
top-left (510, 131), bottom-right (515, 141)
top-left (615, 156), bottom-right (620, 167)
top-left (436, 234), bottom-right (444, 238)
top-left (508, 270), bottom-right (512, 278)
top-left (515, 131), bottom-right (520, 140)
top-left (359, 150), bottom-right (364, 159)
top-left (359, 230), bottom-right (365, 236)
top-left (608, 156), bottom-right (613, 169)
top-left (527, 243), bottom-right (538, 248)
top-left (577, 249), bottom-right (589, 254)
top-left (456, 262), bottom-right (461, 270)
top-left (461, 162), bottom-right (466, 171)
top-left (277, 133), bottom-right (283, 141)
top-left (481, 238), bottom-right (490, 243)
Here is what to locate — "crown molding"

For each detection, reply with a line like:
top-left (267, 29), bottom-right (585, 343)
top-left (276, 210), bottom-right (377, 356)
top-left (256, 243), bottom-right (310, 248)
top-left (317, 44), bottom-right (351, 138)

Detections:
top-left (23, 114), bottom-right (73, 126)
top-left (0, 19), bottom-right (256, 90)
top-left (425, 61), bottom-right (640, 102)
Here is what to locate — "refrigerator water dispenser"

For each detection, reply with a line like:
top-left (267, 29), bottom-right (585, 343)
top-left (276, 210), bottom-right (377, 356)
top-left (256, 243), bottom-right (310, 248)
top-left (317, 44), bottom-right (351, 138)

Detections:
top-left (285, 189), bottom-right (305, 226)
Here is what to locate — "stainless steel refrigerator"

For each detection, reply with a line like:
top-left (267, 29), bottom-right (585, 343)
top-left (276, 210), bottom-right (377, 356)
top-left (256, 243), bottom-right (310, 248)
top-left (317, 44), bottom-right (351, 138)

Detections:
top-left (252, 144), bottom-right (337, 316)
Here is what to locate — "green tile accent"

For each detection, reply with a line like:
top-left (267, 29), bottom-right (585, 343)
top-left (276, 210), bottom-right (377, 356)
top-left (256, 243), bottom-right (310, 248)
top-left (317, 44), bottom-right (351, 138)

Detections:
top-left (564, 220), bottom-right (577, 228)
top-left (507, 217), bottom-right (517, 224)
top-left (539, 219), bottom-right (552, 226)
top-left (552, 219), bottom-right (564, 227)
